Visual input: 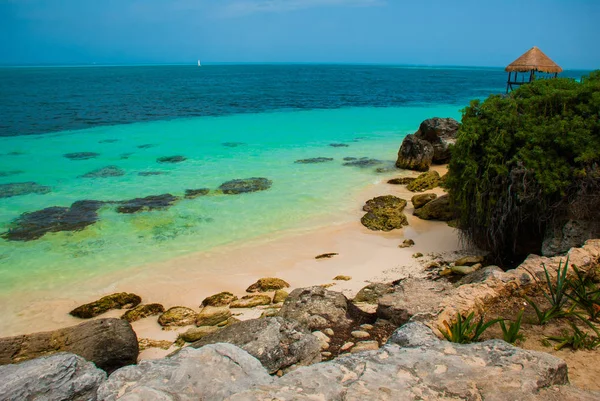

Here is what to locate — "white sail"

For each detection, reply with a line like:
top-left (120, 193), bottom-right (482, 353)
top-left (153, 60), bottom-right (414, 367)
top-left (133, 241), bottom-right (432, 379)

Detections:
top-left (197, 60), bottom-right (201, 67)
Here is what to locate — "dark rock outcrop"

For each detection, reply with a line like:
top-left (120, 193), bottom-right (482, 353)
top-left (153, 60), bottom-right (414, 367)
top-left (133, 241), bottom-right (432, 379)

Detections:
top-left (184, 188), bottom-right (210, 199)
top-left (414, 117), bottom-right (459, 164)
top-left (360, 195), bottom-right (408, 231)
top-left (219, 178), bottom-right (272, 194)
top-left (0, 319), bottom-right (138, 373)
top-left (396, 134), bottom-right (434, 171)
top-left (70, 292), bottom-right (142, 319)
top-left (189, 317), bottom-right (321, 374)
top-left (121, 303), bottom-right (165, 323)
top-left (116, 194), bottom-right (179, 214)
top-left (0, 353), bottom-right (106, 401)
top-left (63, 152), bottom-right (99, 160)
top-left (157, 155), bottom-right (187, 163)
top-left (0, 182), bottom-right (51, 198)
top-left (413, 194), bottom-right (454, 221)
top-left (411, 193), bottom-right (437, 209)
top-left (294, 157), bottom-right (334, 164)
top-left (80, 166), bottom-right (125, 178)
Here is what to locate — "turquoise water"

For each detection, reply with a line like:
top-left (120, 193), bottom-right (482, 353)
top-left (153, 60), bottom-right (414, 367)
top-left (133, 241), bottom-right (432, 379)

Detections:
top-left (0, 105), bottom-right (460, 293)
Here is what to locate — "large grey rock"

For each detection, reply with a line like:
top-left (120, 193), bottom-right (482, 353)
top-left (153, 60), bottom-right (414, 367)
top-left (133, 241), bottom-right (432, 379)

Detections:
top-left (230, 323), bottom-right (595, 401)
top-left (189, 316), bottom-right (321, 373)
top-left (414, 117), bottom-right (459, 164)
top-left (98, 344), bottom-right (273, 401)
top-left (0, 318), bottom-right (138, 373)
top-left (0, 353), bottom-right (106, 401)
top-left (395, 134), bottom-right (434, 172)
top-left (278, 286), bottom-right (371, 331)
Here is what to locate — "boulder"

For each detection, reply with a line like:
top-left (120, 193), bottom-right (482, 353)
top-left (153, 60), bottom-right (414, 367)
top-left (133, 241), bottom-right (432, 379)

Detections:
top-left (411, 193), bottom-right (437, 209)
top-left (230, 295), bottom-right (272, 308)
top-left (0, 319), bottom-right (138, 373)
top-left (189, 317), bottom-right (321, 374)
top-left (98, 344), bottom-right (273, 400)
top-left (121, 303), bottom-right (165, 322)
top-left (0, 353), bottom-right (106, 401)
top-left (219, 178), bottom-right (272, 194)
top-left (116, 194), bottom-right (179, 214)
top-left (201, 291), bottom-right (238, 307)
top-left (278, 286), bottom-right (372, 331)
top-left (179, 326), bottom-right (220, 343)
top-left (0, 182), bottom-right (51, 199)
top-left (414, 117), bottom-right (459, 164)
top-left (79, 165), bottom-right (125, 178)
top-left (157, 155), bottom-right (187, 163)
top-left (396, 134), bottom-right (434, 171)
top-left (360, 195), bottom-right (408, 231)
top-left (542, 219), bottom-right (600, 257)
top-left (195, 306), bottom-right (231, 326)
top-left (406, 170), bottom-right (441, 192)
top-left (158, 307), bottom-right (197, 327)
top-left (454, 255), bottom-right (485, 266)
top-left (273, 290), bottom-right (289, 304)
top-left (353, 282), bottom-right (395, 304)
top-left (246, 277), bottom-right (290, 292)
top-left (70, 292), bottom-right (142, 319)
top-left (413, 194), bottom-right (454, 221)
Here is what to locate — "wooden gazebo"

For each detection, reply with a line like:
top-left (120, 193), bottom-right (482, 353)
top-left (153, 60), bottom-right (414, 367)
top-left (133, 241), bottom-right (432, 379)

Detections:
top-left (505, 46), bottom-right (562, 92)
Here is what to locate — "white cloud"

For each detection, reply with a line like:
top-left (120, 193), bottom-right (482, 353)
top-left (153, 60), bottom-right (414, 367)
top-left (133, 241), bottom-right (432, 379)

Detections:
top-left (222, 0), bottom-right (386, 16)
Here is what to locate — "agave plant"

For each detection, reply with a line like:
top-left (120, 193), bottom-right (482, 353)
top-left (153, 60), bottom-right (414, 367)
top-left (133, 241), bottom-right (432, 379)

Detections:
top-left (440, 312), bottom-right (500, 344)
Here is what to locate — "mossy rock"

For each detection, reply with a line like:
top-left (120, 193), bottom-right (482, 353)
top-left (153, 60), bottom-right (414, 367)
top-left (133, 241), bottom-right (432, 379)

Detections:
top-left (406, 171), bottom-right (441, 192)
top-left (121, 303), bottom-right (165, 322)
top-left (333, 275), bottom-right (352, 281)
top-left (70, 292), bottom-right (142, 319)
top-left (398, 239), bottom-right (415, 248)
top-left (411, 193), bottom-right (437, 209)
top-left (454, 255), bottom-right (485, 266)
top-left (273, 290), bottom-right (289, 304)
top-left (413, 194), bottom-right (454, 221)
top-left (201, 292), bottom-right (238, 307)
top-left (195, 306), bottom-right (231, 327)
top-left (157, 306), bottom-right (197, 327)
top-left (230, 295), bottom-right (271, 308)
top-left (360, 195), bottom-right (408, 231)
top-left (363, 195), bottom-right (407, 213)
top-left (387, 177), bottom-right (415, 185)
top-left (246, 278), bottom-right (290, 293)
top-left (178, 326), bottom-right (220, 343)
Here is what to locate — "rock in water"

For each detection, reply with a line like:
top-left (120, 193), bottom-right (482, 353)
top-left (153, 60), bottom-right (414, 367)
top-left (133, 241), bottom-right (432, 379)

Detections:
top-left (121, 303), bottom-right (165, 322)
top-left (98, 344), bottom-right (273, 400)
top-left (0, 353), bottom-right (106, 401)
top-left (79, 165), bottom-right (125, 178)
top-left (294, 157), bottom-right (334, 164)
top-left (406, 171), bottom-right (441, 192)
top-left (395, 134), bottom-right (434, 171)
top-left (116, 194), bottom-right (179, 213)
top-left (414, 117), bottom-right (459, 164)
top-left (413, 194), bottom-right (454, 221)
top-left (184, 188), bottom-right (210, 199)
top-left (246, 277), bottom-right (290, 292)
top-left (342, 158), bottom-right (383, 168)
top-left (411, 193), bottom-right (437, 209)
top-left (0, 318), bottom-right (138, 373)
top-left (0, 182), bottom-right (51, 198)
top-left (63, 152), bottom-right (100, 160)
top-left (361, 195), bottom-right (408, 231)
top-left (219, 177), bottom-right (272, 194)
top-left (157, 155), bottom-right (187, 163)
top-left (70, 292), bottom-right (142, 318)
top-left (189, 317), bottom-right (321, 374)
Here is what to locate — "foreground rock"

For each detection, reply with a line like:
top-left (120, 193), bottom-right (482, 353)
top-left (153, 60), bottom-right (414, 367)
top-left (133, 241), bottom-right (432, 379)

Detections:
top-left (361, 195), bottom-right (408, 231)
top-left (414, 117), bottom-right (459, 164)
top-left (99, 323), bottom-right (599, 400)
top-left (219, 177), bottom-right (272, 194)
top-left (0, 353), bottom-right (106, 401)
top-left (406, 170), bottom-right (441, 192)
top-left (0, 181), bottom-right (51, 198)
top-left (278, 286), bottom-right (372, 331)
top-left (246, 277), bottom-right (290, 292)
top-left (189, 317), bottom-right (321, 373)
top-left (395, 134), bottom-right (434, 171)
top-left (70, 292), bottom-right (142, 318)
top-left (413, 194), bottom-right (454, 221)
top-left (0, 319), bottom-right (138, 373)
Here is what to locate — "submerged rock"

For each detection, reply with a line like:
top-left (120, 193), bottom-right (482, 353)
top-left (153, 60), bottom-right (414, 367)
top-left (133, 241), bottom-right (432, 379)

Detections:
top-left (411, 193), bottom-right (437, 209)
top-left (138, 171), bottom-right (165, 176)
top-left (222, 142), bottom-right (246, 147)
top-left (329, 143), bottom-right (349, 148)
top-left (1, 200), bottom-right (104, 241)
top-left (414, 117), bottom-right (459, 164)
top-left (0, 182), bottom-right (51, 198)
top-left (119, 152), bottom-right (133, 159)
top-left (99, 139), bottom-right (119, 143)
top-left (406, 170), bottom-right (441, 192)
top-left (361, 195), bottom-right (408, 231)
top-left (158, 307), bottom-right (197, 327)
top-left (0, 318), bottom-right (138, 373)
top-left (396, 134), bottom-right (434, 171)
top-left (246, 277), bottom-right (290, 293)
top-left (121, 303), bottom-right (165, 323)
top-left (157, 155), bottom-right (187, 163)
top-left (80, 165), bottom-right (125, 178)
top-left (185, 188), bottom-right (210, 199)
top-left (0, 170), bottom-right (23, 177)
top-left (63, 152), bottom-right (100, 160)
top-left (0, 353), bottom-right (106, 401)
top-left (294, 157), bottom-right (334, 164)
top-left (342, 158), bottom-right (383, 168)
top-left (70, 292), bottom-right (142, 319)
top-left (202, 292), bottom-right (238, 307)
top-left (219, 177), bottom-right (272, 194)
top-left (413, 194), bottom-right (454, 221)
top-left (137, 143), bottom-right (156, 149)
top-left (116, 194), bottom-right (179, 213)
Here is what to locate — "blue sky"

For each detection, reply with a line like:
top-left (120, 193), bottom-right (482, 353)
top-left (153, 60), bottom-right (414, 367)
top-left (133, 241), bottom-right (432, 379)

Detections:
top-left (1, 0), bottom-right (598, 68)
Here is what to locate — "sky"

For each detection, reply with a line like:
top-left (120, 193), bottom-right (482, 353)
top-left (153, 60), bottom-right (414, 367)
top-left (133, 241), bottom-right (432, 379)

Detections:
top-left (1, 0), bottom-right (599, 68)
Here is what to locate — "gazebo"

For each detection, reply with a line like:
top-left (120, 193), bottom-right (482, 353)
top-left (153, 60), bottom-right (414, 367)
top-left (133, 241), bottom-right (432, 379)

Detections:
top-left (505, 46), bottom-right (562, 93)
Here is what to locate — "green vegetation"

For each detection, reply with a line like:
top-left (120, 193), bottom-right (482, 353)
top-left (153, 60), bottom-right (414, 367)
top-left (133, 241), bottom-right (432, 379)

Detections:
top-left (523, 258), bottom-right (571, 324)
top-left (446, 72), bottom-right (600, 263)
top-left (499, 309), bottom-right (524, 344)
top-left (546, 323), bottom-right (600, 351)
top-left (440, 312), bottom-right (500, 344)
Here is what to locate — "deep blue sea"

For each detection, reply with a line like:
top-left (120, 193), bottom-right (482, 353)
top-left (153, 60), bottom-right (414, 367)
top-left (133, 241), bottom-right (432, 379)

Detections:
top-left (0, 64), bottom-right (590, 300)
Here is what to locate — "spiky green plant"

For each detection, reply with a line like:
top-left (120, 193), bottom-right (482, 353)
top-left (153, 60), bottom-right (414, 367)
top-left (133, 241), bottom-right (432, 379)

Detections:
top-left (546, 323), bottom-right (600, 351)
top-left (440, 312), bottom-right (500, 344)
top-left (499, 309), bottom-right (525, 344)
top-left (523, 258), bottom-right (571, 325)
top-left (565, 265), bottom-right (600, 322)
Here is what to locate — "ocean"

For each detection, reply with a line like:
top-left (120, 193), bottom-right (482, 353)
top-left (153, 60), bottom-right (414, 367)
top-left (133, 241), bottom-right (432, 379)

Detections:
top-left (0, 64), bottom-right (589, 296)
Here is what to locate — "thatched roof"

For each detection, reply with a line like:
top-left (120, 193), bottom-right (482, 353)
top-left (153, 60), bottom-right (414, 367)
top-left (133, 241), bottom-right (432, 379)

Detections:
top-left (505, 46), bottom-right (562, 73)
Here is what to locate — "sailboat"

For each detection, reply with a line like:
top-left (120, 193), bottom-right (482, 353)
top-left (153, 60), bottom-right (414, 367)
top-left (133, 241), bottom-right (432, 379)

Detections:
top-left (197, 60), bottom-right (201, 67)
